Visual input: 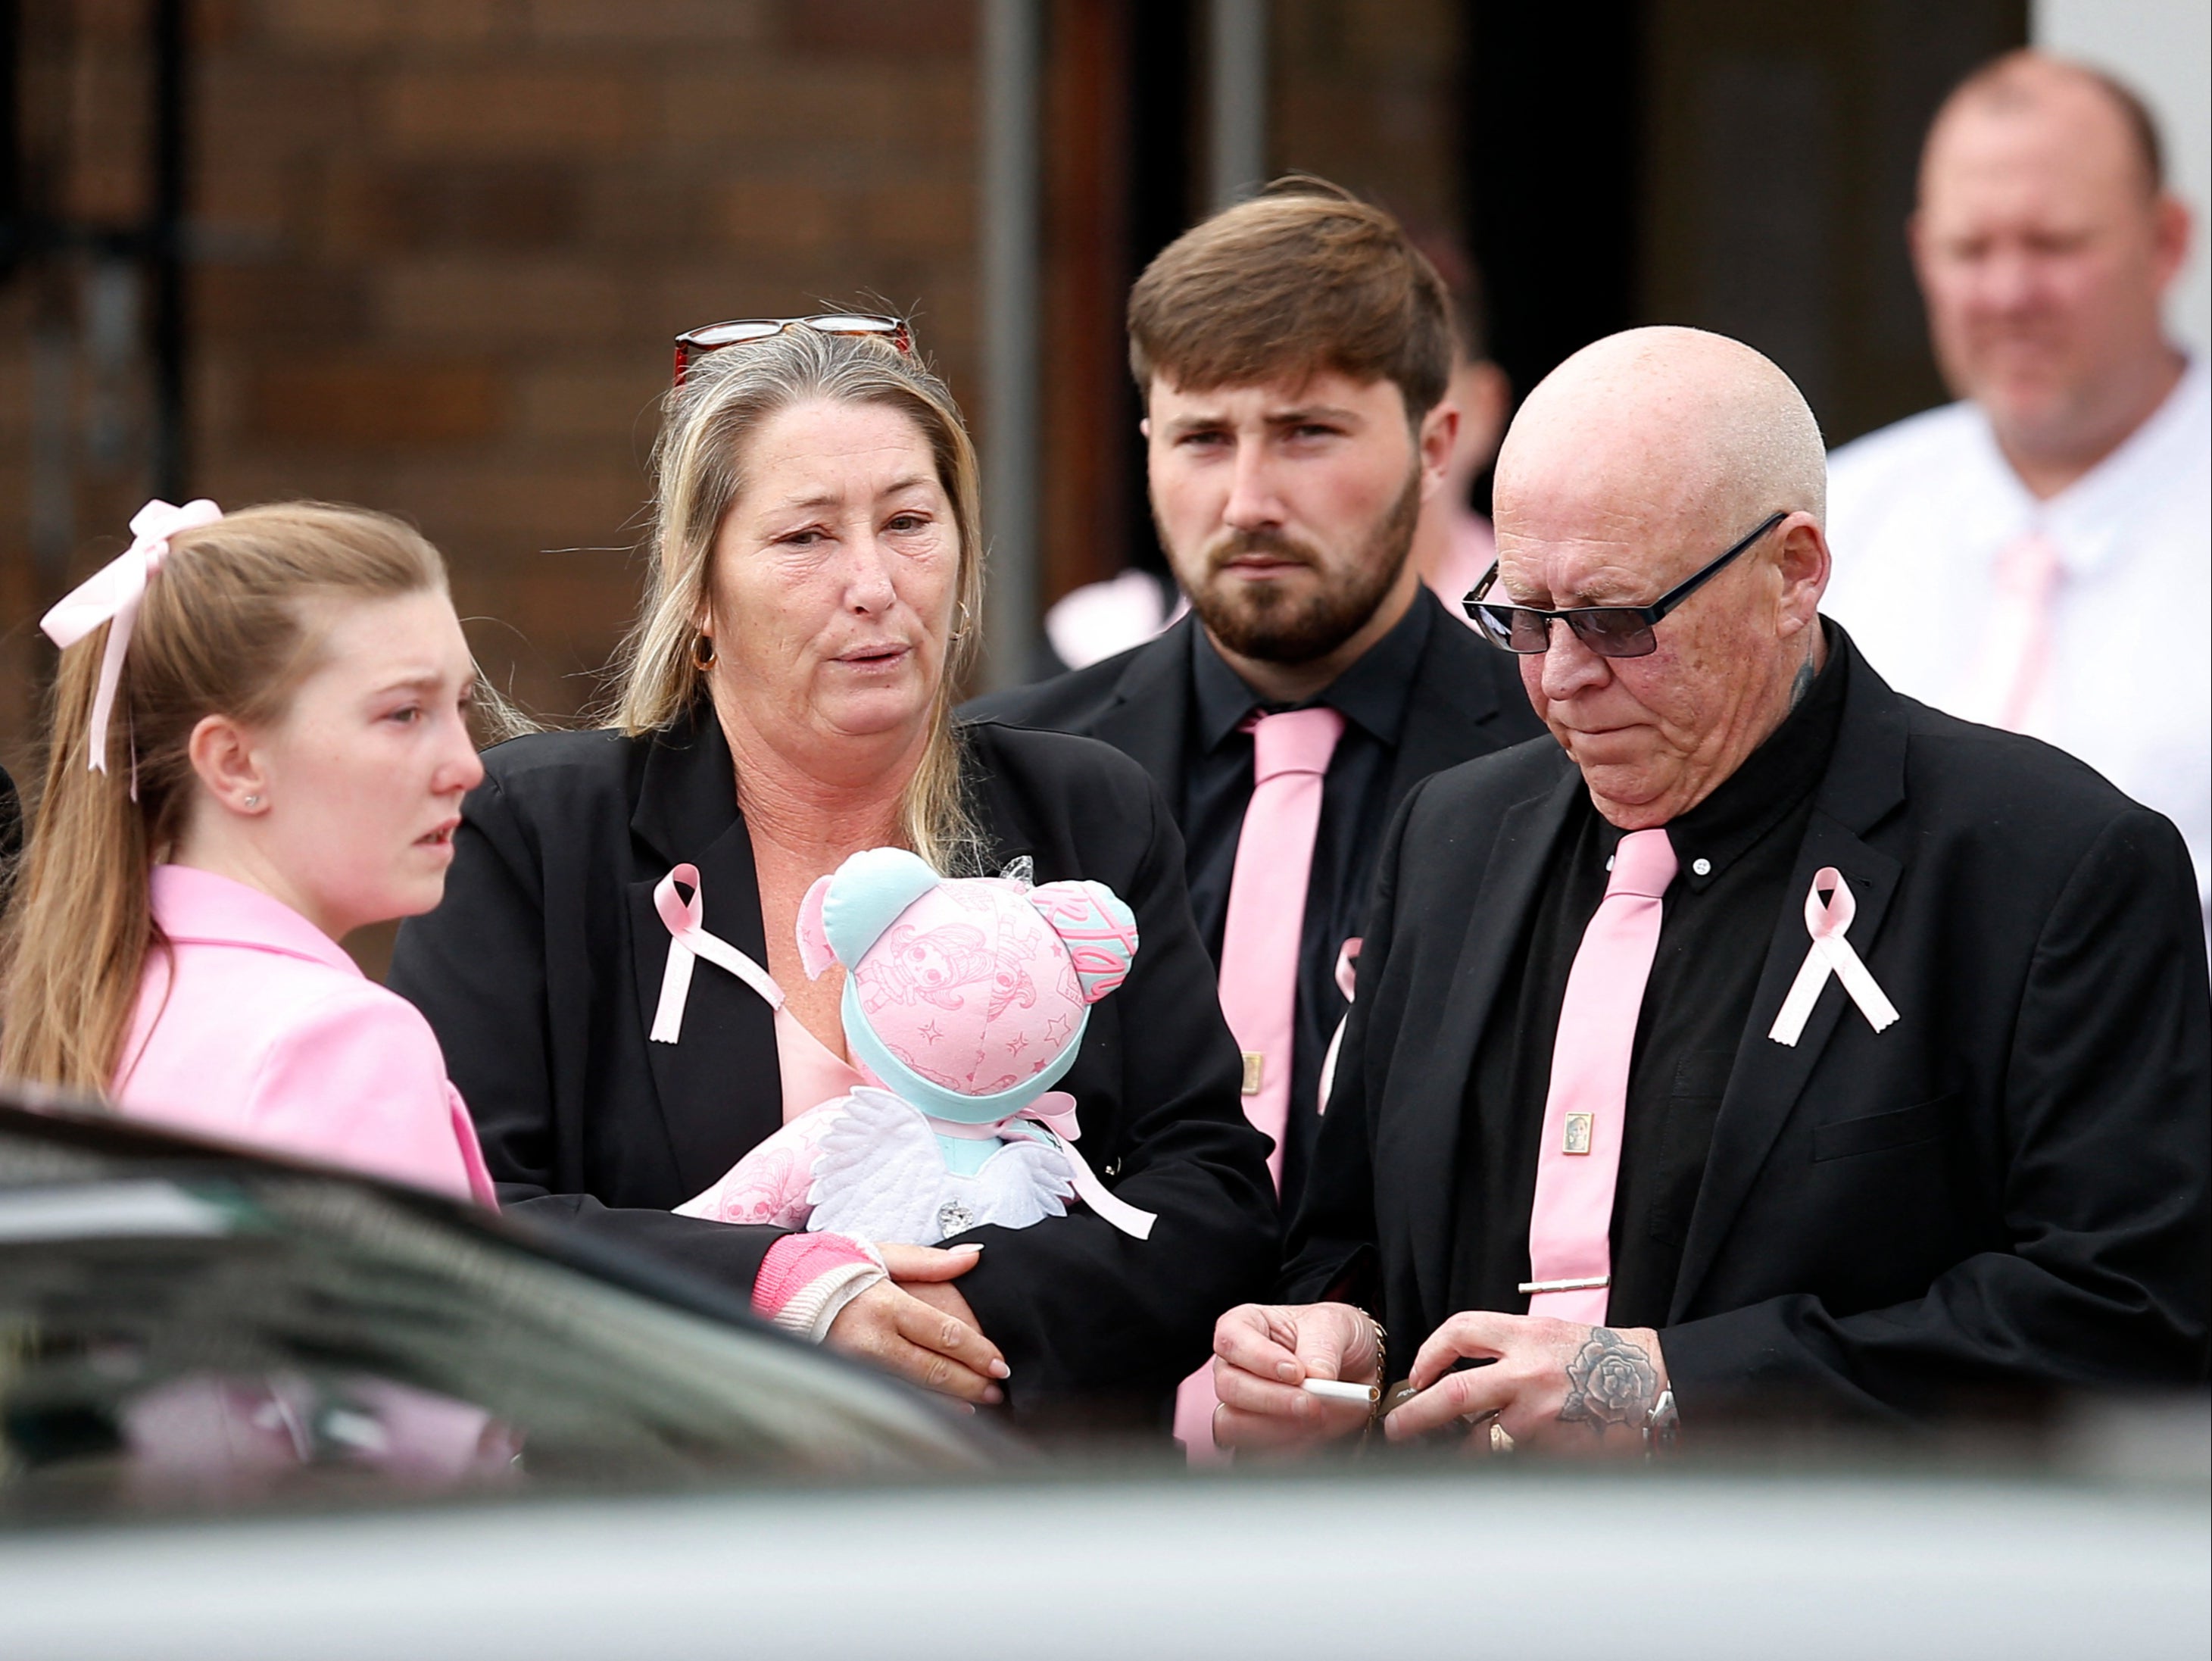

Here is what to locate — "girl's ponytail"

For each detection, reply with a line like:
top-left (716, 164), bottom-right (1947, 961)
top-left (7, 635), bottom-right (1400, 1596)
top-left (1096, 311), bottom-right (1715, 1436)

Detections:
top-left (0, 632), bottom-right (159, 1090)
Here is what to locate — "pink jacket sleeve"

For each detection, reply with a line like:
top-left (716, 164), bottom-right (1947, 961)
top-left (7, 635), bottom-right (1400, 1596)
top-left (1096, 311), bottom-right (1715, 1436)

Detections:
top-left (244, 985), bottom-right (496, 1206)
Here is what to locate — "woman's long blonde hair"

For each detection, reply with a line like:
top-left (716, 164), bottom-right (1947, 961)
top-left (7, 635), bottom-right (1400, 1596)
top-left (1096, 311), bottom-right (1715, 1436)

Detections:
top-left (1, 504), bottom-right (449, 1094)
top-left (604, 324), bottom-right (987, 875)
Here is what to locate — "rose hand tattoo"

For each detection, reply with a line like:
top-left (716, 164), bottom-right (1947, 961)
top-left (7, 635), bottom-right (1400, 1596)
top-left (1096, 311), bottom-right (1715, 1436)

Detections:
top-left (1559, 1326), bottom-right (1658, 1435)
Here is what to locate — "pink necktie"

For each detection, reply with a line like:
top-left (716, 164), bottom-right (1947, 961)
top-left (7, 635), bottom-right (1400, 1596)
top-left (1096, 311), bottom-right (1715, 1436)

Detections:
top-left (1973, 530), bottom-right (2061, 732)
top-left (1174, 705), bottom-right (1344, 1460)
top-left (1217, 707), bottom-right (1346, 1185)
top-left (1523, 828), bottom-right (1678, 1325)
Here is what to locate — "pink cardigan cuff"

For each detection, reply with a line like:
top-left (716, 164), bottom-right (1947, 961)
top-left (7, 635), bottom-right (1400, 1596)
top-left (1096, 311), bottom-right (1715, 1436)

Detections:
top-left (752, 1232), bottom-right (884, 1341)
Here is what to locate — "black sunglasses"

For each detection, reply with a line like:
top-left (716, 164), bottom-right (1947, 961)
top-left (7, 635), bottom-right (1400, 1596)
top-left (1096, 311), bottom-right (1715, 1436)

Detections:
top-left (1462, 511), bottom-right (1792, 659)
top-left (672, 314), bottom-right (914, 386)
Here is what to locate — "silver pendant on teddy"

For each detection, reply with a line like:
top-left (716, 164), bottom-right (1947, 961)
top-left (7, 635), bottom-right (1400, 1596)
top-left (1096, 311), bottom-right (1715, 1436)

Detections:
top-left (935, 1200), bottom-right (975, 1239)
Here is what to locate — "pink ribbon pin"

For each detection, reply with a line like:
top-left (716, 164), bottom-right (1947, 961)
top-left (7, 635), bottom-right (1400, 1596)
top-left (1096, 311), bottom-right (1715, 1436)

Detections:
top-left (1315, 936), bottom-right (1362, 1115)
top-left (1768, 866), bottom-right (1900, 1047)
top-left (650, 864), bottom-right (786, 1044)
top-left (40, 497), bottom-right (223, 782)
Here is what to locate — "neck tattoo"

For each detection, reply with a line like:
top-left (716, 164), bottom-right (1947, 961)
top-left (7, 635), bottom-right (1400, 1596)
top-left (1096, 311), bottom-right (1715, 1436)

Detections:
top-left (1787, 653), bottom-right (1816, 713)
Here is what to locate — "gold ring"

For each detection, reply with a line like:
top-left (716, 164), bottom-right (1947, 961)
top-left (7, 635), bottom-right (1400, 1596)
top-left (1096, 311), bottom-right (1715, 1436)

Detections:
top-left (1488, 1418), bottom-right (1515, 1456)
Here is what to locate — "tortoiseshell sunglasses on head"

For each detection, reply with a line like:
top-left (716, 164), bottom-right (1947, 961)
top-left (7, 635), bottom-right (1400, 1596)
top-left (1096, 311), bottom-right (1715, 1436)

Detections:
top-left (671, 314), bottom-right (915, 386)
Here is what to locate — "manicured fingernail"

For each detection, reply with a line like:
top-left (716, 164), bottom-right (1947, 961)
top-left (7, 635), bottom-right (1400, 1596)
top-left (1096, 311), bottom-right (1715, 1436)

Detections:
top-left (988, 1359), bottom-right (1011, 1379)
top-left (959, 1403), bottom-right (977, 1415)
top-left (982, 1385), bottom-right (1004, 1405)
top-left (948, 1242), bottom-right (984, 1254)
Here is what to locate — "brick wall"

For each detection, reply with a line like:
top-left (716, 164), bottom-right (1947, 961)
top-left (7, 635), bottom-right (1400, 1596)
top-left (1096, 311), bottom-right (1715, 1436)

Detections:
top-left (0, 0), bottom-right (1474, 785)
top-left (0, 0), bottom-right (983, 778)
top-left (1272, 0), bottom-right (1464, 242)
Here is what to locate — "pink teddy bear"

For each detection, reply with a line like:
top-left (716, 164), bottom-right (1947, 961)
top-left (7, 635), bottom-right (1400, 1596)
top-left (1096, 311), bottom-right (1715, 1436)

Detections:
top-left (675, 848), bottom-right (1153, 1245)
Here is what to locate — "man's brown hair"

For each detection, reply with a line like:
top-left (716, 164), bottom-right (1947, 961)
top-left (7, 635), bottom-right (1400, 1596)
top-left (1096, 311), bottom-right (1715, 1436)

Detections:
top-left (1128, 175), bottom-right (1455, 420)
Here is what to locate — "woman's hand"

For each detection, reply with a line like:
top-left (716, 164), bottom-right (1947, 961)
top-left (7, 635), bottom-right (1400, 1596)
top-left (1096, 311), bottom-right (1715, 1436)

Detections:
top-left (884, 1241), bottom-right (988, 1344)
top-left (825, 1243), bottom-right (1009, 1405)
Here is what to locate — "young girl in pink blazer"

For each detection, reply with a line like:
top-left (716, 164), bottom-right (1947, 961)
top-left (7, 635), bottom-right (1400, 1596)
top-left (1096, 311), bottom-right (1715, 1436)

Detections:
top-left (2, 500), bottom-right (495, 1205)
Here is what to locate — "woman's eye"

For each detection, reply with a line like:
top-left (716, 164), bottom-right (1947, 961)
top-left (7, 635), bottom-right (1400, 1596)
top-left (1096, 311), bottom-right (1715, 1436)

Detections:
top-left (885, 513), bottom-right (928, 533)
top-left (387, 706), bottom-right (423, 726)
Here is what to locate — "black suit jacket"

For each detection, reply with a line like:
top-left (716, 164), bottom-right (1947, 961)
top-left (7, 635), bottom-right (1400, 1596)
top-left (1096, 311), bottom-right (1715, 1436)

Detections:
top-left (964, 592), bottom-right (1546, 1192)
top-left (387, 708), bottom-right (1277, 1422)
top-left (1284, 631), bottom-right (2211, 1419)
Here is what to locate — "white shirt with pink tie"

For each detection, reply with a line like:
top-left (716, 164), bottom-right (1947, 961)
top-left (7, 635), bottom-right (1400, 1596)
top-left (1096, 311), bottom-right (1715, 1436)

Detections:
top-left (1823, 355), bottom-right (2210, 913)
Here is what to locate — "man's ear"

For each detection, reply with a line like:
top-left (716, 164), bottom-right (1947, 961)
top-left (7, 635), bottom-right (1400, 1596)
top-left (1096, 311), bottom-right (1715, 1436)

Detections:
top-left (1417, 400), bottom-right (1462, 500)
top-left (186, 713), bottom-right (270, 816)
top-left (2152, 193), bottom-right (2192, 294)
top-left (1905, 208), bottom-right (1933, 289)
top-left (1774, 514), bottom-right (1831, 639)
top-left (1452, 360), bottom-right (1512, 474)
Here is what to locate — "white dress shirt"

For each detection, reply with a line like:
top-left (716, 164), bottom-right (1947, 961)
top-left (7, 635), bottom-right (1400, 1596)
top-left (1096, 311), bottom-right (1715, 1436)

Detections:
top-left (1824, 356), bottom-right (2210, 905)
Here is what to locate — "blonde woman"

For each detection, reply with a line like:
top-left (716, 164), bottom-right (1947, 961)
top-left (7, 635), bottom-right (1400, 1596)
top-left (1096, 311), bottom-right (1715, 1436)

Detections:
top-left (3, 501), bottom-right (495, 1204)
top-left (388, 320), bottom-right (1274, 1426)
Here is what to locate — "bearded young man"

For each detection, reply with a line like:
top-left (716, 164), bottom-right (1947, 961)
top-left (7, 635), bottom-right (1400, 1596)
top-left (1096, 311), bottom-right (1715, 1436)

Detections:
top-left (965, 179), bottom-right (1543, 1450)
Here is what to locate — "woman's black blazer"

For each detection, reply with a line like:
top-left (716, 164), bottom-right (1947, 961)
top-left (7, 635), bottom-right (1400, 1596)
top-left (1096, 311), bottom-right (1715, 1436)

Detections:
top-left (388, 704), bottom-right (1277, 1419)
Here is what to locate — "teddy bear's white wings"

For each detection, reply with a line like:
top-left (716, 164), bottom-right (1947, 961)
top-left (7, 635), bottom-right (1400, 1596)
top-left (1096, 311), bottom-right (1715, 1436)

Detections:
top-left (806, 1087), bottom-right (1076, 1244)
top-left (806, 1089), bottom-right (948, 1244)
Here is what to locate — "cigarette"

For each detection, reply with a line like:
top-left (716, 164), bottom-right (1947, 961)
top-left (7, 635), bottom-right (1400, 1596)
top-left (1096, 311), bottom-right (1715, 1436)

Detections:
top-left (1300, 1378), bottom-right (1379, 1405)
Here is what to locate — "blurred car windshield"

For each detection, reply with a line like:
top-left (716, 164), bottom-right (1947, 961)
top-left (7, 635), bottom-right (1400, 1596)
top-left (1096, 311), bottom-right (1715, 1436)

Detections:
top-left (0, 1108), bottom-right (988, 1525)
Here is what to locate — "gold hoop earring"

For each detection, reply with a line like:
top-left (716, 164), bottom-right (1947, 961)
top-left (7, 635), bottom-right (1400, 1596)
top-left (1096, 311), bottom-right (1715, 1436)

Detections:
top-left (691, 633), bottom-right (716, 673)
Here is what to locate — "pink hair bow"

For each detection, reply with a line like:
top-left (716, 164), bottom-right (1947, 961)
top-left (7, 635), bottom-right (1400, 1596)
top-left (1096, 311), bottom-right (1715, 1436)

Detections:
top-left (39, 498), bottom-right (223, 779)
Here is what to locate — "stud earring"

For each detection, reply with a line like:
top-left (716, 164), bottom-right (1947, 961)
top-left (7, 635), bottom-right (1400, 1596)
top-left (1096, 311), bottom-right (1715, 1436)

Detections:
top-left (243, 795), bottom-right (261, 808)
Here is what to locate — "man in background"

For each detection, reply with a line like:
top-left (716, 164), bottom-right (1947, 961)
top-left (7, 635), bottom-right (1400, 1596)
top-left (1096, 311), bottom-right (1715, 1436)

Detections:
top-left (1824, 50), bottom-right (2207, 910)
top-left (965, 178), bottom-right (1544, 1451)
top-left (1405, 230), bottom-right (1513, 623)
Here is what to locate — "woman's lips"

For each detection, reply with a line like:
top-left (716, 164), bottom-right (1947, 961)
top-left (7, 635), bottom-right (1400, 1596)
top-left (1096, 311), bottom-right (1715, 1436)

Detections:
top-left (835, 642), bottom-right (913, 667)
top-left (415, 817), bottom-right (460, 847)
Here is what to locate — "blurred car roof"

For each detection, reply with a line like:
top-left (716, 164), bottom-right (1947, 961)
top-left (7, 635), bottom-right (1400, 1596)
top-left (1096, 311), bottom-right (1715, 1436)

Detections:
top-left (0, 1092), bottom-right (2202, 1659)
top-left (0, 1090), bottom-right (995, 1526)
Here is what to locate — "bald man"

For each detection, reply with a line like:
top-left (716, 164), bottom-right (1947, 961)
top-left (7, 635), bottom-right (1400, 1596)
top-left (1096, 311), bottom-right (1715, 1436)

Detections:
top-left (1824, 51), bottom-right (2207, 910)
top-left (1208, 326), bottom-right (2209, 1456)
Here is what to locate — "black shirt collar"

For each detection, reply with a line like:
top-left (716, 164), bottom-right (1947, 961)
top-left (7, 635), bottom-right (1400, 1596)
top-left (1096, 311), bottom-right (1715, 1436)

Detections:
top-left (1649, 623), bottom-right (1852, 891)
top-left (1190, 585), bottom-right (1434, 753)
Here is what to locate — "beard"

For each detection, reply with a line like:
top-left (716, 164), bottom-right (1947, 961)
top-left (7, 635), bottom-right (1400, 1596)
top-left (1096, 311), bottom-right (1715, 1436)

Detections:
top-left (1172, 465), bottom-right (1422, 665)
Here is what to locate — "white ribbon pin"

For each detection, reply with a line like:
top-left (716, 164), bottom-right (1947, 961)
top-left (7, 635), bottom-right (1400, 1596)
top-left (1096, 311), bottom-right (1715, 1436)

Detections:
top-left (650, 863), bottom-right (784, 1043)
top-left (1767, 866), bottom-right (1899, 1047)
